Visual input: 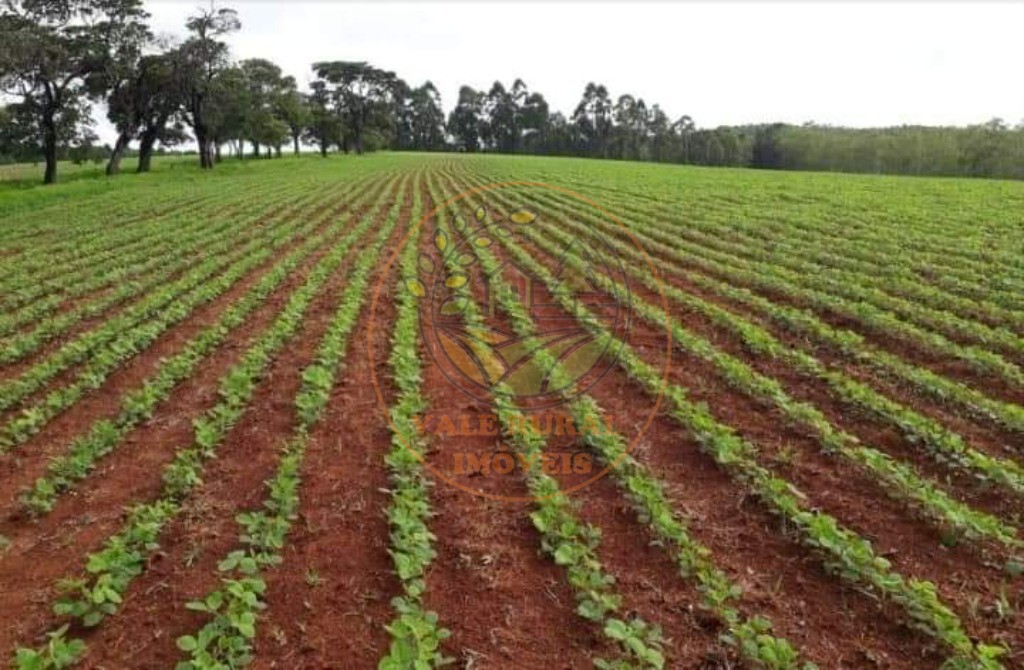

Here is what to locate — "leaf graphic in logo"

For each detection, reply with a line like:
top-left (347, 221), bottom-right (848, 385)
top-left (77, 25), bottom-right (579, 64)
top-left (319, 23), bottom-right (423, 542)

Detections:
top-left (439, 326), bottom-right (508, 387)
top-left (545, 335), bottom-right (604, 393)
top-left (418, 253), bottom-right (435, 275)
top-left (510, 209), bottom-right (537, 225)
top-left (496, 331), bottom-right (596, 396)
top-left (475, 206), bottom-right (486, 222)
top-left (445, 273), bottom-right (468, 289)
top-left (474, 237), bottom-right (492, 248)
top-left (406, 278), bottom-right (426, 298)
top-left (434, 230), bottom-right (448, 253)
top-left (439, 295), bottom-right (469, 316)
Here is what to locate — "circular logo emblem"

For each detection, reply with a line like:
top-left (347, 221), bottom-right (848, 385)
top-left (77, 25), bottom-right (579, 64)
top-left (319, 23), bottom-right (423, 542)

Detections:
top-left (411, 190), bottom-right (631, 410)
top-left (368, 181), bottom-right (671, 502)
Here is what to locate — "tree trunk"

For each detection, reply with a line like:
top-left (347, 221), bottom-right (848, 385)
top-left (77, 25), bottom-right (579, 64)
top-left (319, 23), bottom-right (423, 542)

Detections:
top-left (252, 140), bottom-right (260, 158)
top-left (195, 129), bottom-right (209, 168)
top-left (353, 121), bottom-right (364, 155)
top-left (42, 107), bottom-right (58, 185)
top-left (319, 138), bottom-right (327, 157)
top-left (293, 133), bottom-right (300, 155)
top-left (106, 132), bottom-right (132, 176)
top-left (192, 95), bottom-right (213, 170)
top-left (215, 142), bottom-right (223, 163)
top-left (274, 145), bottom-right (281, 158)
top-left (137, 149), bottom-right (153, 173)
top-left (137, 128), bottom-right (158, 173)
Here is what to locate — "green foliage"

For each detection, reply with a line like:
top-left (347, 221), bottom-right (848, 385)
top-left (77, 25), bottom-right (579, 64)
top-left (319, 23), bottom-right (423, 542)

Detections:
top-left (13, 626), bottom-right (85, 670)
top-left (476, 180), bottom-right (1006, 666)
top-left (176, 175), bottom-right (411, 668)
top-left (11, 169), bottom-right (398, 666)
top-left (421, 176), bottom-right (665, 668)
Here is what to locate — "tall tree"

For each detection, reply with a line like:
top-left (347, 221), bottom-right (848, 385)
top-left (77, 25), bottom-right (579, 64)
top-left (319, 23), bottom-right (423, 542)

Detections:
top-left (672, 115), bottom-right (695, 163)
top-left (447, 85), bottom-right (483, 152)
top-left (0, 0), bottom-right (150, 183)
top-left (647, 104), bottom-right (671, 163)
top-left (274, 78), bottom-right (309, 155)
top-left (397, 80), bottom-right (445, 151)
top-left (178, 6), bottom-right (239, 169)
top-left (310, 61), bottom-right (399, 154)
top-left (751, 123), bottom-right (785, 169)
top-left (105, 51), bottom-right (185, 174)
top-left (205, 64), bottom-right (250, 162)
top-left (304, 80), bottom-right (341, 156)
top-left (571, 83), bottom-right (613, 158)
top-left (239, 57), bottom-right (288, 157)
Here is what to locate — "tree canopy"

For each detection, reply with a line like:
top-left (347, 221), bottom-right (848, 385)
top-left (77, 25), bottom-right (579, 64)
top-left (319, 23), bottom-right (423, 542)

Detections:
top-left (2, 5), bottom-right (1022, 182)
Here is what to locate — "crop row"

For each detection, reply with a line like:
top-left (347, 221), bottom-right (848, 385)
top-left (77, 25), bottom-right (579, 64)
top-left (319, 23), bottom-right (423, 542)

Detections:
top-left (472, 174), bottom-right (1024, 435)
top-left (484, 182), bottom-right (1022, 555)
top-left (445, 183), bottom-right (813, 669)
top-left (0, 175), bottom-right (336, 343)
top-left (0, 179), bottom-right (306, 312)
top-left (0, 161), bottom-right (373, 285)
top-left (533, 168), bottom-right (1024, 308)
top-left (17, 175), bottom-right (393, 515)
top-left (0, 186), bottom-right (235, 282)
top-left (12, 173), bottom-right (406, 670)
top-left (470, 173), bottom-right (1024, 530)
top-left (379, 177), bottom-right (452, 668)
top-left (0, 172), bottom-right (260, 249)
top-left (0, 176), bottom-right (384, 422)
top-left (426, 175), bottom-right (668, 669)
top-left (628, 202), bottom-right (1022, 353)
top-left (515, 184), bottom-right (1024, 390)
top-left (175, 174), bottom-right (412, 668)
top-left (478, 189), bottom-right (1007, 668)
top-left (0, 191), bottom-right (360, 454)
top-left (501, 183), bottom-right (1024, 499)
top-left (0, 182), bottom-right (344, 361)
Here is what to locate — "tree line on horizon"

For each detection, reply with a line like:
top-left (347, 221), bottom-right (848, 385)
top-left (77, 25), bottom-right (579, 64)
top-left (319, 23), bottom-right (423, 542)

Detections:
top-left (2, 1), bottom-right (1022, 184)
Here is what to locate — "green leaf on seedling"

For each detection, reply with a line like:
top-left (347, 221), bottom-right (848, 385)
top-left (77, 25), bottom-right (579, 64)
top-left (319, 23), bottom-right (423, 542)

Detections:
top-left (177, 635), bottom-right (198, 652)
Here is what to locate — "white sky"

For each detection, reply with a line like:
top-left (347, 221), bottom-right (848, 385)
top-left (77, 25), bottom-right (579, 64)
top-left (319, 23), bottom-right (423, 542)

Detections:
top-left (94, 1), bottom-right (1024, 144)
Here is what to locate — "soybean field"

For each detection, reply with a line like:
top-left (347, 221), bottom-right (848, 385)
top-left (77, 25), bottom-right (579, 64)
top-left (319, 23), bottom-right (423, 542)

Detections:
top-left (1, 153), bottom-right (1023, 669)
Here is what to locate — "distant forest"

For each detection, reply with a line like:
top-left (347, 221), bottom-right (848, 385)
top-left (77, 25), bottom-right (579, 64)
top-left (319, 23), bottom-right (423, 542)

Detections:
top-left (2, 1), bottom-right (1022, 183)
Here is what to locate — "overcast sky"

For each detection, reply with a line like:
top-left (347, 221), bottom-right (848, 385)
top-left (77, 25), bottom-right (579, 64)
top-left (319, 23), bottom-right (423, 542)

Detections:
top-left (95, 1), bottom-right (1024, 144)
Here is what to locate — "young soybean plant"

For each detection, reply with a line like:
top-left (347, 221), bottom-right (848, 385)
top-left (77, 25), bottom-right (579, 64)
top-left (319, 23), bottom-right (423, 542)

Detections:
top-left (424, 175), bottom-right (666, 669)
top-left (502, 179), bottom-right (1024, 435)
top-left (447, 181), bottom-right (810, 670)
top-left (484, 194), bottom-right (1008, 670)
top-left (378, 179), bottom-right (453, 669)
top-left (175, 175), bottom-right (413, 670)
top-left (496, 187), bottom-right (1024, 557)
top-left (11, 177), bottom-right (399, 670)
